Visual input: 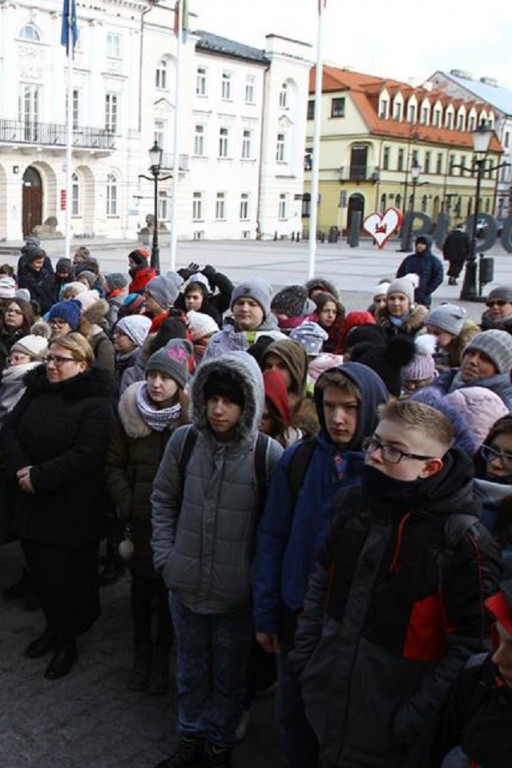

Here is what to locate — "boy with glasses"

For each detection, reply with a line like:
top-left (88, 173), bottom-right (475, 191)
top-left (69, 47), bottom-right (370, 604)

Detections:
top-left (291, 400), bottom-right (500, 768)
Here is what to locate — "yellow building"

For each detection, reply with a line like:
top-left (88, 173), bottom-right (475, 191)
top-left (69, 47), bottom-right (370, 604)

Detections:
top-left (303, 66), bottom-right (503, 236)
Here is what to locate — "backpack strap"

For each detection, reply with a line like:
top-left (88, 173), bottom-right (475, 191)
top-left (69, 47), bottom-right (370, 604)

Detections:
top-left (287, 437), bottom-right (317, 509)
top-left (254, 431), bottom-right (273, 517)
top-left (440, 512), bottom-right (481, 584)
top-left (178, 425), bottom-right (198, 479)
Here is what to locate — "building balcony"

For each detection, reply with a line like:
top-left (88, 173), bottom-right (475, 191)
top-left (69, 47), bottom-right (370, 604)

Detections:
top-left (336, 165), bottom-right (379, 183)
top-left (0, 120), bottom-right (116, 150)
top-left (161, 153), bottom-right (190, 171)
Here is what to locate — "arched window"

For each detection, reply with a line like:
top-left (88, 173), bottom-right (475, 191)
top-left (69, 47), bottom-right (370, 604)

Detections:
top-left (106, 172), bottom-right (118, 216)
top-left (156, 59), bottom-right (168, 90)
top-left (71, 173), bottom-right (80, 216)
top-left (395, 193), bottom-right (402, 210)
top-left (19, 23), bottom-right (41, 42)
top-left (380, 193), bottom-right (387, 212)
top-left (279, 82), bottom-right (288, 109)
top-left (421, 195), bottom-right (428, 213)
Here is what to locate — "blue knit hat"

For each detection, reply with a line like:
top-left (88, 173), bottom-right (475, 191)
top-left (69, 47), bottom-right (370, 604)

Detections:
top-left (48, 299), bottom-right (82, 330)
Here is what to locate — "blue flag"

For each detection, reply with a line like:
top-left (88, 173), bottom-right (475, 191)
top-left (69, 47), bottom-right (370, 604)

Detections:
top-left (61, 0), bottom-right (78, 55)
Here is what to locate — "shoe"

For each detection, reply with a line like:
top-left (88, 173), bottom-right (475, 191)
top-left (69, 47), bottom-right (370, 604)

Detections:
top-left (147, 647), bottom-right (170, 696)
top-left (154, 734), bottom-right (205, 767)
top-left (235, 709), bottom-right (250, 742)
top-left (44, 640), bottom-right (78, 680)
top-left (127, 645), bottom-right (152, 691)
top-left (25, 628), bottom-right (55, 659)
top-left (206, 743), bottom-right (233, 768)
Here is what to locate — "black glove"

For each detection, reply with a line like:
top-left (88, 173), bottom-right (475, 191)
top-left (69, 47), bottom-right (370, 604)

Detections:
top-left (177, 261), bottom-right (200, 281)
top-left (201, 264), bottom-right (216, 279)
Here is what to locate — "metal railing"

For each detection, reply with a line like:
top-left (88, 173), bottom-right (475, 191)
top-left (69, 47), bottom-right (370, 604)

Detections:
top-left (0, 120), bottom-right (116, 149)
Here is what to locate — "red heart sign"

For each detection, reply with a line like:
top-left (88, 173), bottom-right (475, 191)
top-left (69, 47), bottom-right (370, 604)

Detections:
top-left (363, 207), bottom-right (403, 249)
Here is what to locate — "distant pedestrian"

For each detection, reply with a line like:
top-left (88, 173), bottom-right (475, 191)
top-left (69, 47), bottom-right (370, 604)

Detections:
top-left (443, 224), bottom-right (470, 285)
top-left (396, 235), bottom-right (444, 307)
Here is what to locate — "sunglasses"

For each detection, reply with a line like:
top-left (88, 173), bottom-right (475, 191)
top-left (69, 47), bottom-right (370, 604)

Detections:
top-left (486, 299), bottom-right (509, 308)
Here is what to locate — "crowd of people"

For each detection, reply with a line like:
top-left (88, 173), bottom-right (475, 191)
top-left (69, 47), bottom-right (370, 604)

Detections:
top-left (1, 233), bottom-right (512, 768)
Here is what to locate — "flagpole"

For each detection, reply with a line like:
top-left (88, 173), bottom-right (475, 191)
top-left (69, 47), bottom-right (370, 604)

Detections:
top-left (65, 49), bottom-right (73, 261)
top-left (170, 0), bottom-right (183, 272)
top-left (308, 1), bottom-right (325, 280)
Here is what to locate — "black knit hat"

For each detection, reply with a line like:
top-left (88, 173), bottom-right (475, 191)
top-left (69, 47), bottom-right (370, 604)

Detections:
top-left (128, 249), bottom-right (150, 267)
top-left (271, 285), bottom-right (314, 318)
top-left (204, 371), bottom-right (245, 409)
top-left (350, 336), bottom-right (416, 397)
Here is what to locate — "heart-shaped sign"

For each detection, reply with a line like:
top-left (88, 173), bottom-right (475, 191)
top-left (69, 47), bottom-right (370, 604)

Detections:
top-left (363, 207), bottom-right (403, 249)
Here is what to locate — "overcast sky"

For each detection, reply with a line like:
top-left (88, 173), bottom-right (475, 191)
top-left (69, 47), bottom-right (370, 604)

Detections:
top-left (191, 0), bottom-right (512, 91)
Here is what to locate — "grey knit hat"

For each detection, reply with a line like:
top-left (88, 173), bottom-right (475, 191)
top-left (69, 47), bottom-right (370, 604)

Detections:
top-left (427, 303), bottom-right (466, 336)
top-left (116, 315), bottom-right (152, 348)
top-left (230, 278), bottom-right (272, 319)
top-left (145, 338), bottom-right (193, 389)
top-left (387, 274), bottom-right (419, 304)
top-left (487, 286), bottom-right (512, 304)
top-left (463, 330), bottom-right (512, 374)
top-left (105, 273), bottom-right (128, 293)
top-left (290, 321), bottom-right (328, 356)
top-left (145, 271), bottom-right (183, 310)
top-left (77, 270), bottom-right (96, 289)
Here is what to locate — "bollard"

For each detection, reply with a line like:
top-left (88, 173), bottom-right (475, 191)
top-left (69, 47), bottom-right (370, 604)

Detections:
top-left (348, 212), bottom-right (361, 247)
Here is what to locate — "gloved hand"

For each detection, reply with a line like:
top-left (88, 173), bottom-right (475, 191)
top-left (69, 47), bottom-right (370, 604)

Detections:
top-left (177, 261), bottom-right (200, 280)
top-left (201, 264), bottom-right (216, 279)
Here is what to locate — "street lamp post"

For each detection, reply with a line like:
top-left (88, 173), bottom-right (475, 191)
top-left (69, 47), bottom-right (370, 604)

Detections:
top-left (459, 124), bottom-right (508, 301)
top-left (402, 160), bottom-right (421, 252)
top-left (138, 141), bottom-right (172, 273)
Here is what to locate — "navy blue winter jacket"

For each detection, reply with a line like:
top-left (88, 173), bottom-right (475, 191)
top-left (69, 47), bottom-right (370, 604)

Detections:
top-left (396, 240), bottom-right (444, 307)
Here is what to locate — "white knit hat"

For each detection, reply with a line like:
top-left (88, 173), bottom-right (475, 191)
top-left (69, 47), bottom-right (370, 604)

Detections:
top-left (187, 310), bottom-right (219, 341)
top-left (11, 334), bottom-right (48, 361)
top-left (116, 315), bottom-right (152, 348)
top-left (0, 276), bottom-right (16, 299)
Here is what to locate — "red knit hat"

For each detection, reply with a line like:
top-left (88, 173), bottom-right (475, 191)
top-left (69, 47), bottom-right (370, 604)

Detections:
top-left (263, 369), bottom-right (290, 427)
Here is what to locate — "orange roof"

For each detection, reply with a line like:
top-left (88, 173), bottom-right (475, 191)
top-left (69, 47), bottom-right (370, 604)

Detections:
top-left (309, 65), bottom-right (503, 153)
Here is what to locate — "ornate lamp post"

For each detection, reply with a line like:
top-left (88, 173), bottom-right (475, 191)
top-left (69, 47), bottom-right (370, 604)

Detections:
top-left (402, 160), bottom-right (421, 252)
top-left (138, 141), bottom-right (172, 272)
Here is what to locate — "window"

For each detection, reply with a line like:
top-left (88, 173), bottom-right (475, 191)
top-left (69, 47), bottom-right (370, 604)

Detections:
top-left (19, 23), bottom-right (41, 42)
top-left (302, 193), bottom-right (311, 218)
top-left (424, 151), bottom-right (431, 174)
top-left (307, 100), bottom-right (315, 120)
top-left (71, 173), bottom-right (80, 216)
top-left (436, 153), bottom-right (443, 174)
top-left (468, 115), bottom-right (476, 131)
top-left (215, 192), bottom-right (226, 220)
top-left (154, 120), bottom-right (165, 152)
top-left (397, 148), bottom-right (404, 171)
top-left (196, 66), bottom-right (207, 97)
top-left (304, 150), bottom-right (312, 171)
top-left (72, 89), bottom-right (80, 130)
top-left (19, 84), bottom-right (40, 140)
top-left (383, 147), bottom-right (390, 170)
top-left (505, 132), bottom-right (510, 149)
top-left (457, 113), bottom-right (465, 131)
top-left (445, 111), bottom-right (453, 130)
top-left (433, 109), bottom-right (441, 127)
top-left (245, 75), bottom-right (255, 104)
top-left (421, 195), bottom-right (428, 213)
top-left (412, 149), bottom-right (419, 166)
top-left (106, 32), bottom-right (121, 59)
top-left (105, 92), bottom-right (118, 133)
top-left (408, 104), bottom-right (416, 123)
top-left (221, 71), bottom-right (232, 100)
top-left (194, 124), bottom-right (205, 156)
top-left (159, 191), bottom-right (169, 221)
top-left (379, 99), bottom-right (388, 119)
top-left (276, 132), bottom-right (286, 163)
top-left (394, 102), bottom-right (402, 121)
top-left (278, 193), bottom-right (288, 220)
top-left (331, 97), bottom-right (345, 118)
top-left (241, 129), bottom-right (252, 160)
top-left (192, 191), bottom-right (203, 221)
top-left (279, 83), bottom-right (288, 109)
top-left (240, 193), bottom-right (249, 220)
top-left (106, 172), bottom-right (118, 216)
top-left (156, 59), bottom-right (168, 90)
top-left (421, 106), bottom-right (429, 125)
top-left (219, 127), bottom-right (229, 158)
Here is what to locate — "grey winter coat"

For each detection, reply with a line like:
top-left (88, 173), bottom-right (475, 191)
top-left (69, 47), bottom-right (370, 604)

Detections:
top-left (201, 315), bottom-right (286, 360)
top-left (151, 352), bottom-right (283, 613)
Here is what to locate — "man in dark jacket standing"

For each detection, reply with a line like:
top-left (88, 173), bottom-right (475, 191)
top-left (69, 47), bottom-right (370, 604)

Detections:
top-left (443, 225), bottom-right (471, 285)
top-left (396, 235), bottom-right (444, 307)
top-left (291, 400), bottom-right (500, 768)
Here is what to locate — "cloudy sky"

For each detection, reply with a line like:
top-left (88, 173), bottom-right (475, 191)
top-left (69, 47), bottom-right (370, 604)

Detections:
top-left (191, 0), bottom-right (512, 91)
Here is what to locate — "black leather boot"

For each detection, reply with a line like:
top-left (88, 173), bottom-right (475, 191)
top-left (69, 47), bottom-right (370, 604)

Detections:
top-left (44, 639), bottom-right (78, 680)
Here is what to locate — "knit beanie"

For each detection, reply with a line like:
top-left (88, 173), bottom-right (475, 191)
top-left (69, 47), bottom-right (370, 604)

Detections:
top-left (148, 316), bottom-right (187, 355)
top-left (0, 277), bottom-right (16, 299)
top-left (387, 274), bottom-right (419, 304)
top-left (128, 249), bottom-right (150, 267)
top-left (117, 315), bottom-right (152, 348)
top-left (263, 369), bottom-right (290, 427)
top-left (427, 303), bottom-right (466, 336)
top-left (308, 352), bottom-right (345, 383)
top-left (271, 285), bottom-right (315, 318)
top-left (145, 339), bottom-right (193, 390)
top-left (121, 293), bottom-right (146, 315)
top-left (290, 321), bottom-right (328, 356)
top-left (372, 282), bottom-right (391, 299)
top-left (204, 370), bottom-right (245, 409)
top-left (15, 288), bottom-right (31, 303)
top-left (56, 257), bottom-right (72, 274)
top-left (11, 333), bottom-right (48, 361)
top-left (350, 335), bottom-right (416, 397)
top-left (401, 334), bottom-right (439, 383)
top-left (48, 299), bottom-right (82, 329)
top-left (24, 246), bottom-right (45, 263)
top-left (187, 310), bottom-right (219, 341)
top-left (261, 338), bottom-right (309, 396)
top-left (444, 387), bottom-right (509, 449)
top-left (105, 273), bottom-right (128, 293)
top-left (344, 323), bottom-right (387, 350)
top-left (487, 286), bottom-right (512, 304)
top-left (230, 278), bottom-right (272, 319)
top-left (77, 270), bottom-right (96, 289)
top-left (76, 289), bottom-right (100, 313)
top-left (145, 271), bottom-right (182, 310)
top-left (247, 335), bottom-right (275, 365)
top-left (463, 330), bottom-right (512, 374)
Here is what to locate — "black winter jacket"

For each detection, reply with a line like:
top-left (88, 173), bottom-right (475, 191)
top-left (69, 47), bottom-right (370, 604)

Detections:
top-left (396, 243), bottom-right (444, 307)
top-left (18, 265), bottom-right (57, 314)
top-left (291, 450), bottom-right (500, 768)
top-left (0, 365), bottom-right (115, 546)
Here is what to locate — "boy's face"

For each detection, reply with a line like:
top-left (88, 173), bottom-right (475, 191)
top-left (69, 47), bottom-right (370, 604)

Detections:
top-left (232, 297), bottom-right (264, 330)
top-left (365, 418), bottom-right (443, 482)
top-left (492, 620), bottom-right (512, 688)
top-left (185, 289), bottom-right (203, 312)
top-left (206, 395), bottom-right (242, 442)
top-left (322, 385), bottom-right (358, 449)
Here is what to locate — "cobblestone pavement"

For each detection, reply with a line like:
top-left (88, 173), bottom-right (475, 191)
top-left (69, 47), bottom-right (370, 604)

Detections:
top-left (0, 542), bottom-right (282, 768)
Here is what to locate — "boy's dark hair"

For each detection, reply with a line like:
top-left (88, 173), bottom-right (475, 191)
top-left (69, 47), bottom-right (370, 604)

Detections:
top-left (316, 368), bottom-right (361, 400)
top-left (378, 399), bottom-right (453, 452)
top-left (204, 371), bottom-right (245, 409)
top-left (184, 281), bottom-right (207, 299)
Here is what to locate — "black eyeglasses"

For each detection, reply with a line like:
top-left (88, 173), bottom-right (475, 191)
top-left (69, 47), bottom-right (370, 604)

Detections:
top-left (480, 444), bottom-right (512, 470)
top-left (486, 299), bottom-right (509, 308)
top-left (362, 436), bottom-right (435, 465)
top-left (45, 355), bottom-right (77, 366)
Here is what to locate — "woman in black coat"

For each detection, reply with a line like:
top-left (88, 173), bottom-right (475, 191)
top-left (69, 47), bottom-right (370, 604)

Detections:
top-left (0, 332), bottom-right (115, 680)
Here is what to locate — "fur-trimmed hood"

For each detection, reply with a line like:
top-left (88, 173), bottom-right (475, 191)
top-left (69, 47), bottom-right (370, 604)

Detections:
top-left (192, 352), bottom-right (264, 441)
top-left (377, 303), bottom-right (429, 334)
top-left (118, 380), bottom-right (188, 439)
top-left (81, 298), bottom-right (109, 325)
top-left (305, 277), bottom-right (339, 301)
top-left (23, 363), bottom-right (114, 401)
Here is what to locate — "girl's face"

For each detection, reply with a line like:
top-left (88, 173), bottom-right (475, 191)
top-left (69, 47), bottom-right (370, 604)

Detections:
top-left (426, 325), bottom-right (454, 349)
top-left (387, 292), bottom-right (410, 317)
top-left (146, 371), bottom-right (179, 408)
top-left (3, 303), bottom-right (24, 330)
top-left (318, 301), bottom-right (338, 327)
top-left (486, 433), bottom-right (512, 480)
top-left (113, 328), bottom-right (137, 354)
top-left (373, 295), bottom-right (387, 312)
top-left (259, 402), bottom-right (275, 436)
